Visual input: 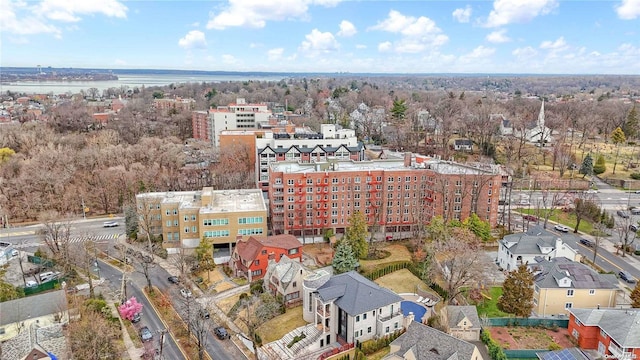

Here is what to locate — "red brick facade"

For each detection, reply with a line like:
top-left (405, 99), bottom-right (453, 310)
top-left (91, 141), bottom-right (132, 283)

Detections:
top-left (568, 310), bottom-right (640, 360)
top-left (231, 235), bottom-right (302, 281)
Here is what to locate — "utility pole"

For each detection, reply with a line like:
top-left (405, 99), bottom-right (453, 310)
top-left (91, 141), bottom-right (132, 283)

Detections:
top-left (158, 329), bottom-right (167, 359)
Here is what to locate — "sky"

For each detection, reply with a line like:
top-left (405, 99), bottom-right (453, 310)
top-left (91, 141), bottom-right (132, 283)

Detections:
top-left (1, 0), bottom-right (640, 74)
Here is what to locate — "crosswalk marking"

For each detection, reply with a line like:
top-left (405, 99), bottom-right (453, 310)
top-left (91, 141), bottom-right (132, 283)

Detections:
top-left (10, 233), bottom-right (121, 248)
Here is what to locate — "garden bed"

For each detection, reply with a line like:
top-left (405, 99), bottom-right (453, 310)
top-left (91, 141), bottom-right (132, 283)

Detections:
top-left (487, 326), bottom-right (573, 350)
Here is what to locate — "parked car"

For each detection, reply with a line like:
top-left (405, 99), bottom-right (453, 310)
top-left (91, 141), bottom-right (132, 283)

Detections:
top-left (631, 207), bottom-right (640, 215)
top-left (554, 224), bottom-right (570, 233)
top-left (180, 288), bottom-right (192, 298)
top-left (131, 312), bottom-right (141, 323)
top-left (618, 271), bottom-right (636, 284)
top-left (199, 308), bottom-right (210, 319)
top-left (630, 224), bottom-right (640, 232)
top-left (214, 326), bottom-right (229, 340)
top-left (25, 280), bottom-right (38, 288)
top-left (517, 199), bottom-right (531, 206)
top-left (522, 215), bottom-right (538, 222)
top-left (167, 276), bottom-right (180, 284)
top-left (617, 210), bottom-right (630, 219)
top-left (139, 326), bottom-right (153, 342)
top-left (579, 238), bottom-right (594, 247)
top-left (103, 221), bottom-right (118, 228)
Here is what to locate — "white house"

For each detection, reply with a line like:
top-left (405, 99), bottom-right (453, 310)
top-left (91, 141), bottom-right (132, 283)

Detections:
top-left (303, 270), bottom-right (405, 346)
top-left (497, 225), bottom-right (579, 271)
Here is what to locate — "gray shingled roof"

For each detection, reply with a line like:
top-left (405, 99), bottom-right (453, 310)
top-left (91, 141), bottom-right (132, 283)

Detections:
top-left (0, 290), bottom-right (67, 326)
top-left (387, 322), bottom-right (477, 360)
top-left (446, 306), bottom-right (481, 330)
top-left (532, 257), bottom-right (618, 289)
top-left (316, 271), bottom-right (403, 316)
top-left (500, 225), bottom-right (559, 256)
top-left (569, 308), bottom-right (640, 348)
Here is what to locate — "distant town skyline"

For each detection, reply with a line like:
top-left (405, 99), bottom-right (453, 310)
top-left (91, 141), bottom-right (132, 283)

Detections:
top-left (2, 0), bottom-right (640, 74)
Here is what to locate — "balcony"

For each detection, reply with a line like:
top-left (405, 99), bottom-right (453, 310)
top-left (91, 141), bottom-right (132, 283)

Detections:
top-left (377, 310), bottom-right (403, 323)
top-left (316, 305), bottom-right (331, 317)
top-left (608, 342), bottom-right (633, 360)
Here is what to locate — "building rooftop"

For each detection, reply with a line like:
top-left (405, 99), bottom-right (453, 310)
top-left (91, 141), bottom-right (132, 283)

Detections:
top-left (446, 306), bottom-right (481, 330)
top-left (500, 226), bottom-right (561, 255)
top-left (386, 322), bottom-right (478, 360)
top-left (136, 188), bottom-right (266, 213)
top-left (532, 257), bottom-right (619, 290)
top-left (569, 308), bottom-right (640, 348)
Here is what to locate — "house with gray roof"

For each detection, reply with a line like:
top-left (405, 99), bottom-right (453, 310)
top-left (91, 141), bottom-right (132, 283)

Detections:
top-left (263, 255), bottom-right (310, 307)
top-left (498, 225), bottom-right (578, 271)
top-left (383, 321), bottom-right (484, 360)
top-left (0, 290), bottom-right (68, 343)
top-left (302, 270), bottom-right (406, 348)
top-left (442, 306), bottom-right (481, 341)
top-left (531, 258), bottom-right (619, 317)
top-left (567, 308), bottom-right (640, 360)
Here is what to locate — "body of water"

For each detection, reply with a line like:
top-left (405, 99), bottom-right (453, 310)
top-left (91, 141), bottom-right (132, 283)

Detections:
top-left (0, 73), bottom-right (287, 95)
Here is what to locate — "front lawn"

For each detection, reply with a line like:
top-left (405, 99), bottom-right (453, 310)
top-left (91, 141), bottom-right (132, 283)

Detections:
top-left (359, 244), bottom-right (412, 273)
top-left (475, 287), bottom-right (509, 318)
top-left (256, 306), bottom-right (306, 344)
top-left (516, 208), bottom-right (596, 235)
top-left (374, 269), bottom-right (426, 294)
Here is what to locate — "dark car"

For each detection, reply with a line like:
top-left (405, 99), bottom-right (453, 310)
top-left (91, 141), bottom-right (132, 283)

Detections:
top-left (630, 224), bottom-right (640, 232)
top-left (618, 271), bottom-right (636, 284)
top-left (214, 326), bottom-right (229, 340)
top-left (199, 308), bottom-right (210, 319)
top-left (522, 215), bottom-right (538, 222)
top-left (579, 238), bottom-right (594, 247)
top-left (168, 276), bottom-right (180, 284)
top-left (617, 210), bottom-right (630, 219)
top-left (139, 326), bottom-right (153, 342)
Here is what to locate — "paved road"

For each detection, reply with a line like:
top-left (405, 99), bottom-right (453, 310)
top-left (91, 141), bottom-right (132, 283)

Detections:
top-left (98, 259), bottom-right (185, 360)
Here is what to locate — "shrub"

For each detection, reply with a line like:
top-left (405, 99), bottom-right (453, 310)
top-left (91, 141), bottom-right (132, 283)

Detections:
top-left (287, 332), bottom-right (306, 348)
top-left (631, 173), bottom-right (640, 180)
top-left (593, 155), bottom-right (606, 175)
top-left (481, 330), bottom-right (508, 360)
top-left (357, 329), bottom-right (405, 355)
top-left (250, 279), bottom-right (264, 294)
top-left (548, 343), bottom-right (562, 351)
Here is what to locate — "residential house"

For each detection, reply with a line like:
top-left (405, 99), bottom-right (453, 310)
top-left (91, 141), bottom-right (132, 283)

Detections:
top-left (568, 308), bottom-right (640, 360)
top-left (0, 323), bottom-right (68, 360)
top-left (230, 234), bottom-right (302, 282)
top-left (531, 258), bottom-right (619, 317)
top-left (0, 290), bottom-right (68, 342)
top-left (302, 270), bottom-right (405, 347)
top-left (263, 255), bottom-right (310, 307)
top-left (498, 225), bottom-right (579, 271)
top-left (383, 322), bottom-right (484, 360)
top-left (453, 139), bottom-right (473, 152)
top-left (494, 114), bottom-right (513, 136)
top-left (441, 305), bottom-right (481, 341)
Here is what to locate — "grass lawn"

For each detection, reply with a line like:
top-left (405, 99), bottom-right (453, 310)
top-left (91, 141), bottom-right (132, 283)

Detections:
top-left (516, 208), bottom-right (596, 235)
top-left (475, 287), bottom-right (509, 318)
top-left (256, 306), bottom-right (306, 344)
top-left (360, 244), bottom-right (413, 273)
top-left (217, 293), bottom-right (243, 314)
top-left (367, 348), bottom-right (391, 360)
top-left (374, 269), bottom-right (426, 294)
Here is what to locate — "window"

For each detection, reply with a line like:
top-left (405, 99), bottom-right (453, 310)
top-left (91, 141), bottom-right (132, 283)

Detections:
top-left (565, 303), bottom-right (573, 309)
top-left (356, 315), bottom-right (360, 322)
top-left (254, 260), bottom-right (259, 266)
top-left (367, 327), bottom-right (372, 333)
top-left (166, 220), bottom-right (172, 227)
top-left (363, 313), bottom-right (367, 320)
top-left (184, 227), bottom-right (189, 233)
top-left (191, 215), bottom-right (196, 221)
top-left (288, 248), bottom-right (299, 255)
top-left (567, 289), bottom-right (574, 297)
top-left (261, 250), bottom-right (267, 255)
top-left (589, 289), bottom-right (595, 295)
top-left (251, 269), bottom-right (262, 276)
top-left (572, 329), bottom-right (579, 339)
top-left (191, 226), bottom-right (197, 233)
top-left (385, 326), bottom-right (389, 333)
top-left (184, 215), bottom-right (189, 221)
top-left (173, 209), bottom-right (178, 215)
top-left (599, 329), bottom-right (607, 338)
top-left (574, 318), bottom-right (582, 326)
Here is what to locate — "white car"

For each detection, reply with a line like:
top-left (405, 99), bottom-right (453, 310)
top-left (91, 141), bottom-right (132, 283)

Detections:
top-left (103, 221), bottom-right (118, 228)
top-left (180, 288), bottom-right (192, 298)
top-left (554, 224), bottom-right (570, 233)
top-left (585, 189), bottom-right (599, 194)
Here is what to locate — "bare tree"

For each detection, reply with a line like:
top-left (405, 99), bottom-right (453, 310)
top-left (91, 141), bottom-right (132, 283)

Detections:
top-left (38, 211), bottom-right (73, 275)
top-left (67, 305), bottom-right (120, 360)
top-left (236, 293), bottom-right (282, 359)
top-left (614, 211), bottom-right (637, 257)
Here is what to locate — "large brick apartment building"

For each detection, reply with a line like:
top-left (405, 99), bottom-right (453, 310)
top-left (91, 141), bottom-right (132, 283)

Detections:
top-left (268, 154), bottom-right (503, 237)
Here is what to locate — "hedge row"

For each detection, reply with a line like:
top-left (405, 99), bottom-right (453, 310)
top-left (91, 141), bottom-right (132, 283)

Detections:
top-left (480, 329), bottom-right (507, 360)
top-left (363, 261), bottom-right (412, 280)
top-left (357, 329), bottom-right (406, 355)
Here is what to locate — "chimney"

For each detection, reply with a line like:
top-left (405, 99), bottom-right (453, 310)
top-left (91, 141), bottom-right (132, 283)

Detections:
top-left (404, 152), bottom-right (412, 167)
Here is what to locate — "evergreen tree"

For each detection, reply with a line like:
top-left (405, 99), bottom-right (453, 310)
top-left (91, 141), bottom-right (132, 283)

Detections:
top-left (342, 211), bottom-right (369, 259)
top-left (593, 154), bottom-right (607, 175)
top-left (623, 105), bottom-right (638, 140)
top-left (497, 264), bottom-right (534, 317)
top-left (462, 213), bottom-right (492, 242)
top-left (611, 127), bottom-right (626, 174)
top-left (195, 236), bottom-right (215, 281)
top-left (332, 241), bottom-right (358, 274)
top-left (390, 97), bottom-right (407, 121)
top-left (631, 282), bottom-right (640, 308)
top-left (579, 154), bottom-right (594, 178)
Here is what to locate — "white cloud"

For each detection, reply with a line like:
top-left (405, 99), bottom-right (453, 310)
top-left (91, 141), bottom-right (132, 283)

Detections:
top-left (356, 44), bottom-right (367, 49)
top-left (337, 20), bottom-right (356, 37)
top-left (616, 0), bottom-right (640, 19)
top-left (207, 0), bottom-right (340, 30)
top-left (484, 0), bottom-right (557, 27)
top-left (378, 41), bottom-right (392, 52)
top-left (191, 21), bottom-right (200, 27)
top-left (0, 0), bottom-right (61, 36)
top-left (370, 10), bottom-right (448, 53)
top-left (540, 36), bottom-right (567, 51)
top-left (458, 46), bottom-right (495, 63)
top-left (178, 30), bottom-right (207, 49)
top-left (486, 29), bottom-right (511, 43)
top-left (36, 0), bottom-right (128, 22)
top-left (299, 29), bottom-right (339, 55)
top-left (512, 46), bottom-right (538, 58)
top-left (267, 48), bottom-right (284, 61)
top-left (452, 6), bottom-right (472, 23)
top-left (222, 54), bottom-right (238, 64)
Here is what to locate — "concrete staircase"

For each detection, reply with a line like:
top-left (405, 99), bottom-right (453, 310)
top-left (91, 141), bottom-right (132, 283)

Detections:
top-left (259, 324), bottom-right (323, 360)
